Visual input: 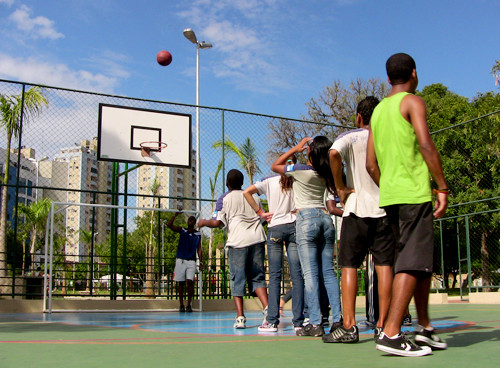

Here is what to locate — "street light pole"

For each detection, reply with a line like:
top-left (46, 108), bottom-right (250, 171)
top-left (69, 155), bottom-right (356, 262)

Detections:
top-left (183, 28), bottom-right (212, 214)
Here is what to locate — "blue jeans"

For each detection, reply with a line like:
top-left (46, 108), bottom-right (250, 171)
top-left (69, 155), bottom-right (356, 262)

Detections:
top-left (296, 208), bottom-right (341, 326)
top-left (266, 223), bottom-right (304, 327)
top-left (227, 242), bottom-right (266, 297)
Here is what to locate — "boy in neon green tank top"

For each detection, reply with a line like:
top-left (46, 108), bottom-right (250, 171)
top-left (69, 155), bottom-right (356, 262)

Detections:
top-left (366, 53), bottom-right (449, 357)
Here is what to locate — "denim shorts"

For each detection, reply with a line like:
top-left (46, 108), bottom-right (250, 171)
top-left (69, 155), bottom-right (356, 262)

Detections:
top-left (227, 242), bottom-right (266, 297)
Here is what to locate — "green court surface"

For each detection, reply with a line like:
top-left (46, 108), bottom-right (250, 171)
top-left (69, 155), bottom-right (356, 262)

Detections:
top-left (0, 303), bottom-right (498, 368)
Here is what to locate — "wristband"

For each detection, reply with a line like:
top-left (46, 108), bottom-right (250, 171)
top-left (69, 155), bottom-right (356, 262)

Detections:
top-left (256, 208), bottom-right (264, 216)
top-left (432, 188), bottom-right (449, 195)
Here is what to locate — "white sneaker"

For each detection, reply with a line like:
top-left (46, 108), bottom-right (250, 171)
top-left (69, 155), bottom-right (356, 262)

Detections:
top-left (258, 321), bottom-right (278, 332)
top-left (234, 316), bottom-right (246, 329)
top-left (303, 317), bottom-right (310, 327)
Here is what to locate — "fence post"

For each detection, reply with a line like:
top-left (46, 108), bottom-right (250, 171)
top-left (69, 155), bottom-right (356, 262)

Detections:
top-left (465, 215), bottom-right (472, 295)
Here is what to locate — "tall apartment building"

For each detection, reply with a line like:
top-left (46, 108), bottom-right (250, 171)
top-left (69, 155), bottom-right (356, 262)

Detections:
top-left (0, 148), bottom-right (37, 225)
top-left (54, 138), bottom-right (112, 262)
top-left (137, 153), bottom-right (196, 217)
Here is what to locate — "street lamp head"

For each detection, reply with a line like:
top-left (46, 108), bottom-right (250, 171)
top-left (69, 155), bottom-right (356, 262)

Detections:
top-left (199, 41), bottom-right (212, 49)
top-left (183, 28), bottom-right (198, 44)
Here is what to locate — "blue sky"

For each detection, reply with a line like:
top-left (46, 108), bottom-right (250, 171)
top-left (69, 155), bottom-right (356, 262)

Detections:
top-left (0, 0), bottom-right (498, 120)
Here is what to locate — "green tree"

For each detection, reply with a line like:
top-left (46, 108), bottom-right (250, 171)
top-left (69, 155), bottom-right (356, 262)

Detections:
top-left (422, 84), bottom-right (500, 289)
top-left (267, 78), bottom-right (389, 162)
top-left (213, 136), bottom-right (261, 184)
top-left (17, 198), bottom-right (52, 273)
top-left (0, 86), bottom-right (48, 288)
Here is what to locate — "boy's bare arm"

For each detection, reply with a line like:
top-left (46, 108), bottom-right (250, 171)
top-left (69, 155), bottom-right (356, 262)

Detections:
top-left (197, 218), bottom-right (223, 229)
top-left (366, 127), bottom-right (380, 186)
top-left (329, 149), bottom-right (353, 206)
top-left (403, 95), bottom-right (448, 218)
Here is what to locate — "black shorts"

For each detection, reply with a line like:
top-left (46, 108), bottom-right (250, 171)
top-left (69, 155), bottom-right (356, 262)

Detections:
top-left (384, 202), bottom-right (434, 274)
top-left (338, 214), bottom-right (395, 268)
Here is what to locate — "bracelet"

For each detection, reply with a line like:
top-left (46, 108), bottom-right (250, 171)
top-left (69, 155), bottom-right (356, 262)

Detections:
top-left (432, 188), bottom-right (449, 195)
top-left (256, 208), bottom-right (264, 216)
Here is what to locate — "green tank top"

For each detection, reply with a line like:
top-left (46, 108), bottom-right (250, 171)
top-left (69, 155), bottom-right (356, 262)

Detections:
top-left (371, 92), bottom-right (431, 206)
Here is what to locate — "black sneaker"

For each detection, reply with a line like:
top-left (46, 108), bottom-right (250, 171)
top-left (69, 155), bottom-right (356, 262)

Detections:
top-left (374, 327), bottom-right (383, 342)
top-left (322, 325), bottom-right (359, 343)
top-left (179, 305), bottom-right (185, 312)
top-left (402, 314), bottom-right (412, 326)
top-left (329, 318), bottom-right (344, 333)
top-left (415, 327), bottom-right (447, 350)
top-left (186, 305), bottom-right (193, 313)
top-left (376, 332), bottom-right (432, 357)
top-left (297, 323), bottom-right (324, 337)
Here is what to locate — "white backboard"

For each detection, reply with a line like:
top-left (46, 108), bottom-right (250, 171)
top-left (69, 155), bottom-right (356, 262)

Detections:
top-left (97, 104), bottom-right (192, 167)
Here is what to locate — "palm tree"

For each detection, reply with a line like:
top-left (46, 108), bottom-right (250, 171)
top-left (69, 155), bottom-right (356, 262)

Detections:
top-left (207, 160), bottom-right (223, 267)
top-left (17, 198), bottom-right (52, 273)
top-left (212, 136), bottom-right (261, 184)
top-left (0, 87), bottom-right (48, 288)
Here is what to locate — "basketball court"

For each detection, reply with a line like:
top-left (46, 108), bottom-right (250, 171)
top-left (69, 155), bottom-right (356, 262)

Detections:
top-left (0, 303), bottom-right (498, 367)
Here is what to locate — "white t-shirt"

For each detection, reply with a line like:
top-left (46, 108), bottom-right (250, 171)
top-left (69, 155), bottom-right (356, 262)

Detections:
top-left (331, 128), bottom-right (385, 218)
top-left (253, 175), bottom-right (296, 227)
top-left (285, 164), bottom-right (327, 209)
top-left (214, 190), bottom-right (266, 248)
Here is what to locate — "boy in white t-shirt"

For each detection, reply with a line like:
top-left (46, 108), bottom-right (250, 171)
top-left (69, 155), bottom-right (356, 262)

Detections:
top-left (323, 96), bottom-right (395, 344)
top-left (198, 169), bottom-right (268, 329)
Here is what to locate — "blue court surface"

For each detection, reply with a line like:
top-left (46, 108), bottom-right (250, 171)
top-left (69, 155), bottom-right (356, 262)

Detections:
top-left (3, 310), bottom-right (469, 336)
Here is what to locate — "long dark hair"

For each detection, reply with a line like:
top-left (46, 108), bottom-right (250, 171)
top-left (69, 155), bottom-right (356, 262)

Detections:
top-left (309, 136), bottom-right (336, 195)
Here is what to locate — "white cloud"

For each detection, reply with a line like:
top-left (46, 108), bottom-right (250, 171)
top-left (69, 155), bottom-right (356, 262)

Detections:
top-left (178, 0), bottom-right (290, 94)
top-left (0, 0), bottom-right (14, 6)
top-left (8, 5), bottom-right (64, 40)
top-left (0, 53), bottom-right (121, 93)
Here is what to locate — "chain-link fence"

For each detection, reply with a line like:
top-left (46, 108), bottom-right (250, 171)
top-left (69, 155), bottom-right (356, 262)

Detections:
top-left (0, 79), bottom-right (498, 302)
top-left (431, 108), bottom-right (500, 298)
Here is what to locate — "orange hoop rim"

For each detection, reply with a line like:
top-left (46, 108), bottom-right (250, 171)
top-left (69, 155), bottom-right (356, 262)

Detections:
top-left (140, 141), bottom-right (168, 150)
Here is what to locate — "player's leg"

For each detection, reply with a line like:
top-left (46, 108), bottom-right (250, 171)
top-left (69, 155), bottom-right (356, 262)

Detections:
top-left (295, 209), bottom-right (323, 336)
top-left (265, 226), bottom-right (284, 326)
top-left (340, 267), bottom-right (358, 328)
top-left (173, 258), bottom-right (187, 312)
top-left (228, 247), bottom-right (248, 328)
top-left (285, 223), bottom-right (305, 329)
top-left (371, 215), bottom-right (396, 331)
top-left (184, 260), bottom-right (196, 312)
top-left (319, 211), bottom-right (341, 324)
top-left (248, 242), bottom-right (268, 308)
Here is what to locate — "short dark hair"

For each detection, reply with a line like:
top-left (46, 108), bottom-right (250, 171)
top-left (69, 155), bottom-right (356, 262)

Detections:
top-left (386, 53), bottom-right (416, 85)
top-left (226, 169), bottom-right (244, 189)
top-left (357, 96), bottom-right (380, 125)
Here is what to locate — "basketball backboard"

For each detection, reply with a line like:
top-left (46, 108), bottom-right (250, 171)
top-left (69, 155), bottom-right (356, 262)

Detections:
top-left (97, 104), bottom-right (192, 168)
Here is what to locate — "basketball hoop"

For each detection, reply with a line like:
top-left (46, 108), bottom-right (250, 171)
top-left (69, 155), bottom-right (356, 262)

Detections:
top-left (140, 141), bottom-right (168, 157)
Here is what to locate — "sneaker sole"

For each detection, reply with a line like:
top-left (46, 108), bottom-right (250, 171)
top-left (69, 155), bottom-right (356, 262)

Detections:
top-left (415, 336), bottom-right (448, 350)
top-left (376, 343), bottom-right (432, 357)
top-left (322, 336), bottom-right (358, 343)
top-left (258, 328), bottom-right (278, 332)
top-left (234, 325), bottom-right (246, 329)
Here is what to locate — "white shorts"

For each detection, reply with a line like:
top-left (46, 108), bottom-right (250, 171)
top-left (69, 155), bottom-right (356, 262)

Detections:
top-left (173, 258), bottom-right (196, 282)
